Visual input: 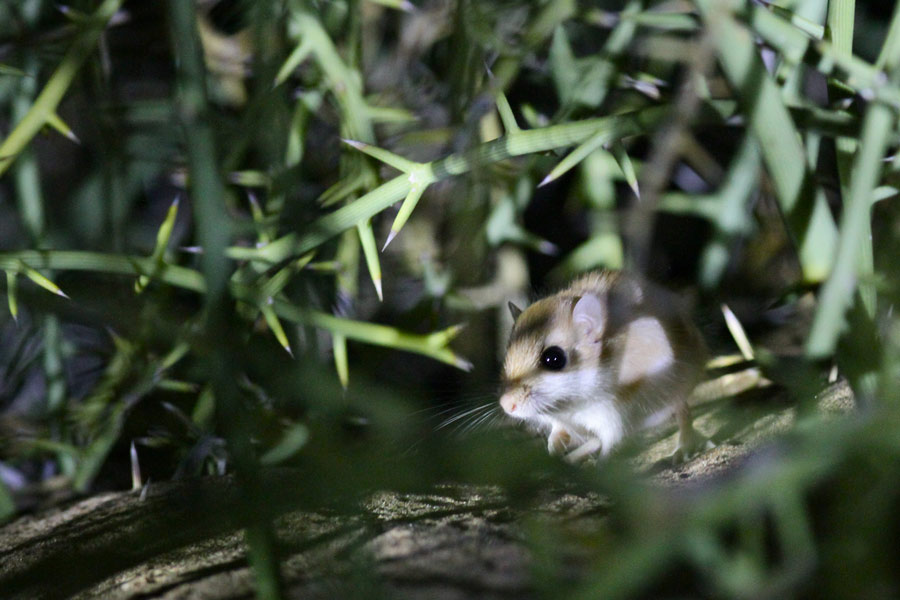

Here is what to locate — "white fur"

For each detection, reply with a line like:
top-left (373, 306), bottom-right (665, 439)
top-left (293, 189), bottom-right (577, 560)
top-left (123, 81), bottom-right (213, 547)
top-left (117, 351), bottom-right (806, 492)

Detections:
top-left (502, 367), bottom-right (627, 458)
top-left (618, 317), bottom-right (674, 385)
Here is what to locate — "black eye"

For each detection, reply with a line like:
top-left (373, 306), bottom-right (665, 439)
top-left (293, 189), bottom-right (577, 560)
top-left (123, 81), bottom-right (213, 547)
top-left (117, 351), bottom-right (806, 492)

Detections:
top-left (540, 346), bottom-right (567, 371)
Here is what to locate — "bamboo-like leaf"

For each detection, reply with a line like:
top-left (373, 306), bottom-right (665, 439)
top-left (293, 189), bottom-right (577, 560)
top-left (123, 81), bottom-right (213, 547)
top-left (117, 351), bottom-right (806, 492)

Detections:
top-left (0, 0), bottom-right (124, 177)
top-left (495, 88), bottom-right (520, 133)
top-left (558, 230), bottom-right (624, 273)
top-left (365, 105), bottom-right (418, 124)
top-left (343, 139), bottom-right (420, 173)
top-left (610, 142), bottom-right (640, 198)
top-left (192, 387), bottom-right (215, 429)
top-left (136, 196), bottom-right (179, 293)
top-left (721, 303), bottom-right (754, 361)
top-left (807, 87), bottom-right (898, 355)
top-left (769, 4), bottom-right (826, 39)
top-left (745, 1), bottom-right (900, 106)
top-left (226, 101), bottom-right (736, 265)
top-left (827, 0), bottom-right (873, 319)
top-left (74, 409), bottom-right (126, 492)
top-left (332, 332), bottom-right (349, 389)
top-left (261, 301), bottom-right (293, 357)
top-left (365, 0), bottom-right (415, 12)
top-left (295, 306), bottom-right (472, 371)
top-left (318, 170), bottom-right (368, 207)
top-left (274, 38), bottom-right (313, 86)
top-left (228, 170), bottom-right (270, 187)
top-left (304, 260), bottom-right (342, 272)
top-left (247, 191), bottom-right (271, 244)
top-left (539, 128), bottom-right (609, 187)
top-left (699, 135), bottom-right (760, 288)
top-left (160, 341), bottom-right (191, 371)
top-left (0, 64), bottom-right (28, 77)
top-left (20, 263), bottom-right (68, 298)
top-left (548, 26), bottom-right (578, 107)
top-left (157, 379), bottom-right (200, 393)
top-left (384, 179), bottom-right (428, 249)
top-left (260, 422), bottom-right (310, 465)
top-left (695, 1), bottom-right (838, 282)
top-left (45, 111), bottom-right (80, 144)
top-left (6, 270), bottom-right (18, 321)
top-left (357, 220), bottom-right (383, 300)
top-left (0, 248), bottom-right (474, 369)
top-left (807, 2), bottom-right (900, 357)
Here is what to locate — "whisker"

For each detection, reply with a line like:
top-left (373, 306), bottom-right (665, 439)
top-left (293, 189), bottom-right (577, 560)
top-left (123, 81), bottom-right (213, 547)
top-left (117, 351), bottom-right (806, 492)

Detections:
top-left (436, 403), bottom-right (494, 429)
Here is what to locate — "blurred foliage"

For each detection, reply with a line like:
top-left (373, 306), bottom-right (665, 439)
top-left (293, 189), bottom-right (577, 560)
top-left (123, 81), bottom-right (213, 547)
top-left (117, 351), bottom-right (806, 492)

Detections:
top-left (0, 0), bottom-right (899, 598)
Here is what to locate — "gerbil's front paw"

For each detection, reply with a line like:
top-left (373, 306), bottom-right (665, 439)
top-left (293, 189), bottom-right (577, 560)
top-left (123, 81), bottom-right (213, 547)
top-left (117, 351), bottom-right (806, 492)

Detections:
top-left (564, 439), bottom-right (602, 464)
top-left (547, 427), bottom-right (572, 456)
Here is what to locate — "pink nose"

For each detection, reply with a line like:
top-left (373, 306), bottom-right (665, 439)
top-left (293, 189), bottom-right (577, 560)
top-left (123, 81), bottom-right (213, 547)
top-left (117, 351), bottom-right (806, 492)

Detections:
top-left (499, 393), bottom-right (517, 414)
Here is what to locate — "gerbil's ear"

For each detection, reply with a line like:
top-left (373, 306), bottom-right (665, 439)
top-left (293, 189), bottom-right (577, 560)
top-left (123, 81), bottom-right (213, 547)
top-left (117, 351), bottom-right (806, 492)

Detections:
top-left (508, 301), bottom-right (523, 322)
top-left (573, 294), bottom-right (605, 338)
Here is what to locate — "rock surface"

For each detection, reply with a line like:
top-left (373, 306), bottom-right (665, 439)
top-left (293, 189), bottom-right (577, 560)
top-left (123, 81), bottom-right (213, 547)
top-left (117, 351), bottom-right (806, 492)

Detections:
top-left (0, 381), bottom-right (855, 599)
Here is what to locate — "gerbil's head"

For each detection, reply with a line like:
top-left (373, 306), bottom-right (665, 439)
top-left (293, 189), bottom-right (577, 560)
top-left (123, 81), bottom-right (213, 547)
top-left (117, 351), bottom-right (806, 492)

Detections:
top-left (499, 293), bottom-right (609, 421)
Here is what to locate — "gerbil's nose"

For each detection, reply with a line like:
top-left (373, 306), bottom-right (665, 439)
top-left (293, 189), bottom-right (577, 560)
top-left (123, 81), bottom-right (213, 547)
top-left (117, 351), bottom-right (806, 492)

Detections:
top-left (499, 393), bottom-right (518, 414)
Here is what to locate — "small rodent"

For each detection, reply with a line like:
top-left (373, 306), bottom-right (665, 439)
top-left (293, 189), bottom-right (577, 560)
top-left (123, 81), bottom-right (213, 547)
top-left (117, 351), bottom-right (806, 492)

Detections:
top-left (500, 270), bottom-right (709, 463)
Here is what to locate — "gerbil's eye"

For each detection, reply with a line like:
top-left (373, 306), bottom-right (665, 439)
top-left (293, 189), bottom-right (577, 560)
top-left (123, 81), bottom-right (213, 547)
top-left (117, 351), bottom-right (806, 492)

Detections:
top-left (540, 346), bottom-right (567, 371)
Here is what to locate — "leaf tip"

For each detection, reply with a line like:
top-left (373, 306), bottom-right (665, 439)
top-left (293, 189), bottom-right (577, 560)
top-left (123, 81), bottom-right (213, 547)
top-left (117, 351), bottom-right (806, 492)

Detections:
top-left (538, 240), bottom-right (559, 255)
top-left (382, 229), bottom-right (399, 251)
top-left (373, 277), bottom-right (383, 301)
top-left (455, 356), bottom-right (474, 372)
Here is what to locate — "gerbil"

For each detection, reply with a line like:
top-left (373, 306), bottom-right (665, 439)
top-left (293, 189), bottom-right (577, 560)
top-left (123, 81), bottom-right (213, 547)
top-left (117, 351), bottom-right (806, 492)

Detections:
top-left (500, 270), bottom-right (709, 463)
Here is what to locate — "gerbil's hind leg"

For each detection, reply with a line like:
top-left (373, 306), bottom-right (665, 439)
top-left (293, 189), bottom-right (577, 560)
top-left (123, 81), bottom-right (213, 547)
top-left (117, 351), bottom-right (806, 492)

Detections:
top-left (670, 399), bottom-right (714, 464)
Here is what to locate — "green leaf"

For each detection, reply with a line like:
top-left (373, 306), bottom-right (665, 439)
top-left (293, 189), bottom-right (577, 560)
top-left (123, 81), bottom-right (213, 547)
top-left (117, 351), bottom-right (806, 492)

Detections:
top-left (695, 1), bottom-right (838, 282)
top-left (6, 270), bottom-right (17, 321)
top-left (0, 0), bottom-right (125, 177)
top-left (357, 220), bottom-right (383, 300)
top-left (261, 301), bottom-right (293, 357)
top-left (20, 263), bottom-right (68, 298)
top-left (45, 112), bottom-right (80, 144)
top-left (332, 333), bottom-right (349, 390)
top-left (343, 139), bottom-right (420, 173)
top-left (384, 178), bottom-right (429, 249)
top-left (136, 196), bottom-right (179, 293)
top-left (260, 422), bottom-right (310, 465)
